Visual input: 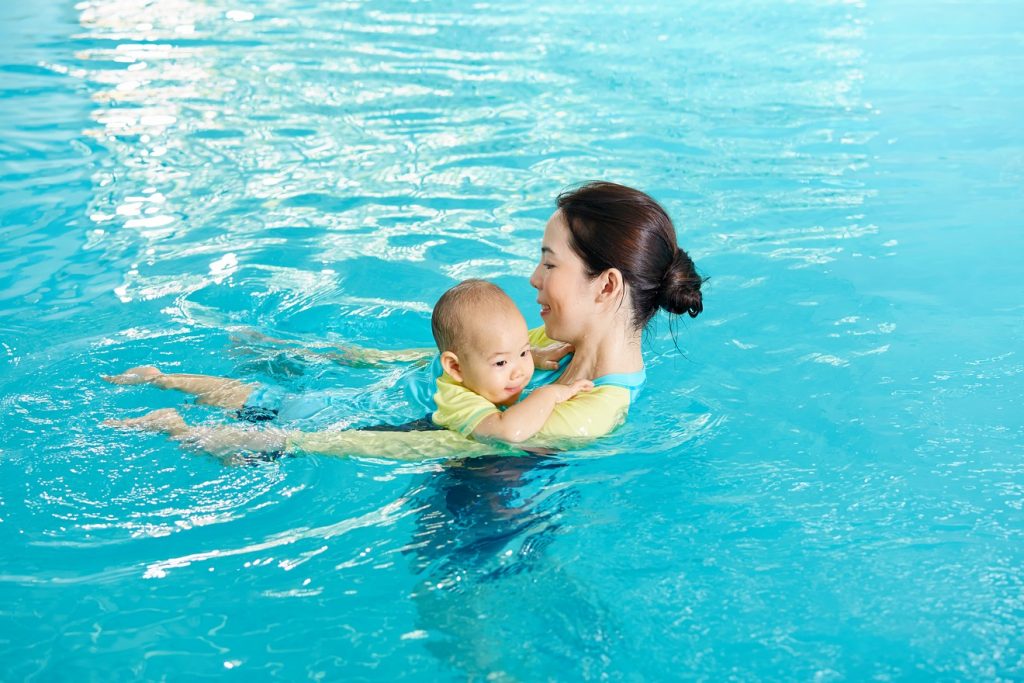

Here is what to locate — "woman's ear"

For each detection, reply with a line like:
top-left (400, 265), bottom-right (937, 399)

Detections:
top-left (595, 267), bottom-right (625, 305)
top-left (440, 350), bottom-right (463, 382)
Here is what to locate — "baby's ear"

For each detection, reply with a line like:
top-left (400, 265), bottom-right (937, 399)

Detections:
top-left (440, 351), bottom-right (463, 382)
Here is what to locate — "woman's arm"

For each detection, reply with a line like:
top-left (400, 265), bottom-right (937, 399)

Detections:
top-left (106, 408), bottom-right (503, 461)
top-left (288, 428), bottom-right (500, 461)
top-left (229, 328), bottom-right (435, 368)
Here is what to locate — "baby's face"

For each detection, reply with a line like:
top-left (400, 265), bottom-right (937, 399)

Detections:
top-left (457, 307), bottom-right (535, 407)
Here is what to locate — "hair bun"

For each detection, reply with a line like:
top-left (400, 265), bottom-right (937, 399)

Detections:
top-left (658, 249), bottom-right (704, 318)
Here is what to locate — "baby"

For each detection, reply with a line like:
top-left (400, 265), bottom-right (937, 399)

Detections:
top-left (429, 279), bottom-right (591, 443)
top-left (105, 279), bottom-right (589, 446)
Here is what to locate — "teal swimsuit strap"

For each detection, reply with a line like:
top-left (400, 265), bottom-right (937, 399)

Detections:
top-left (541, 354), bottom-right (647, 402)
top-left (592, 370), bottom-right (647, 402)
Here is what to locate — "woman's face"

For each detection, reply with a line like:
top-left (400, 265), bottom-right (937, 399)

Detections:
top-left (529, 210), bottom-right (600, 343)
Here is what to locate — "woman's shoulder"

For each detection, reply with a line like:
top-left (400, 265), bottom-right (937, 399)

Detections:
top-left (593, 369), bottom-right (646, 389)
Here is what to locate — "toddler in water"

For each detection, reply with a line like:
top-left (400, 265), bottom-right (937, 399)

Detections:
top-left (106, 279), bottom-right (590, 445)
top-left (428, 279), bottom-right (591, 442)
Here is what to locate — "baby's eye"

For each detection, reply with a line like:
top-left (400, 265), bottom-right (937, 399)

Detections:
top-left (494, 360), bottom-right (507, 367)
top-left (520, 350), bottom-right (528, 357)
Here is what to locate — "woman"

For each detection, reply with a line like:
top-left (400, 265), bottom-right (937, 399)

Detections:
top-left (108, 182), bottom-right (704, 459)
top-left (521, 180), bottom-right (704, 438)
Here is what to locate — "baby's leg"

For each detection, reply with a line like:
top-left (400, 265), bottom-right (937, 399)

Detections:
top-left (106, 408), bottom-right (289, 456)
top-left (103, 365), bottom-right (256, 410)
top-left (104, 407), bottom-right (188, 435)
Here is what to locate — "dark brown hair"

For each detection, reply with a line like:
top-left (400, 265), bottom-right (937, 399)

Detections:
top-left (431, 279), bottom-right (514, 353)
top-left (556, 181), bottom-right (704, 330)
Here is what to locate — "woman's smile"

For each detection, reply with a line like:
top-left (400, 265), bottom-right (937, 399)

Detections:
top-left (530, 210), bottom-right (596, 341)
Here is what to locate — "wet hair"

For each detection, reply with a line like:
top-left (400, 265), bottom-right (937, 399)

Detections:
top-left (556, 181), bottom-right (705, 330)
top-left (431, 279), bottom-right (515, 353)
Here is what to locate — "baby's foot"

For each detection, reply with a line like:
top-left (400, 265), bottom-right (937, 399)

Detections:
top-left (102, 365), bottom-right (162, 385)
top-left (104, 408), bottom-right (187, 435)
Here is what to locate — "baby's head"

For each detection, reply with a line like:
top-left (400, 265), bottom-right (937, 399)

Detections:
top-left (431, 279), bottom-right (534, 407)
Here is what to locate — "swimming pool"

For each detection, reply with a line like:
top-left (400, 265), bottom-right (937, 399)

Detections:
top-left (2, 0), bottom-right (1022, 678)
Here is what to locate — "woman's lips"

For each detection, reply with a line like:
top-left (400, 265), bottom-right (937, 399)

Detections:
top-left (539, 303), bottom-right (551, 317)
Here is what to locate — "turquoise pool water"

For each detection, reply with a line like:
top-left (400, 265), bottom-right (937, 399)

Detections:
top-left (2, 0), bottom-right (1023, 678)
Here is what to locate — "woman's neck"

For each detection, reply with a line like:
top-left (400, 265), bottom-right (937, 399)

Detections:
top-left (559, 318), bottom-right (644, 383)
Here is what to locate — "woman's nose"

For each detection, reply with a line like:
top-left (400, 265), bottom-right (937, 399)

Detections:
top-left (529, 265), bottom-right (541, 290)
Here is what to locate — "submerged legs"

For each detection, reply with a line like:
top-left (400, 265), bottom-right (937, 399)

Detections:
top-left (103, 365), bottom-right (256, 410)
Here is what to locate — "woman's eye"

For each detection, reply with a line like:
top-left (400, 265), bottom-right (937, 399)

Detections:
top-left (543, 263), bottom-right (554, 270)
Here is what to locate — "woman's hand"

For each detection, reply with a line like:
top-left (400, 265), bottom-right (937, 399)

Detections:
top-left (531, 342), bottom-right (574, 370)
top-left (228, 327), bottom-right (434, 368)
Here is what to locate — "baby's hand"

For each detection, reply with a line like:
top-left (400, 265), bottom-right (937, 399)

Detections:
top-left (532, 342), bottom-right (574, 370)
top-left (542, 378), bottom-right (594, 403)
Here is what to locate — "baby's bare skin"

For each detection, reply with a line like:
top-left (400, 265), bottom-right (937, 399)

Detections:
top-left (102, 366), bottom-right (255, 409)
top-left (104, 407), bottom-right (187, 435)
top-left (105, 408), bottom-right (288, 458)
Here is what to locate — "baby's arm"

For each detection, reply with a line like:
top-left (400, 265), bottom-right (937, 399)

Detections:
top-left (470, 379), bottom-right (593, 444)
